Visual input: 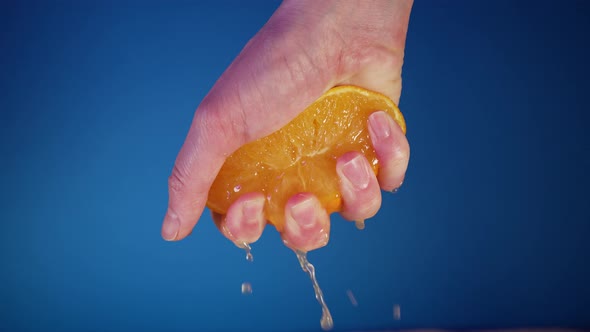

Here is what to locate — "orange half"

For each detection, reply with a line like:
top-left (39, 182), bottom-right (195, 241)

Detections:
top-left (207, 85), bottom-right (406, 231)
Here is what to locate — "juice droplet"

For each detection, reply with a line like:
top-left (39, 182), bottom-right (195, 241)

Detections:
top-left (237, 242), bottom-right (254, 262)
top-left (391, 182), bottom-right (402, 194)
top-left (346, 289), bottom-right (358, 307)
top-left (241, 282), bottom-right (252, 295)
top-left (295, 250), bottom-right (334, 331)
top-left (233, 185), bottom-right (242, 192)
top-left (355, 220), bottom-right (365, 230)
top-left (393, 304), bottom-right (401, 320)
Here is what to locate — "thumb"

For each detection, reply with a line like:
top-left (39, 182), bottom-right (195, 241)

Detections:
top-left (161, 9), bottom-right (342, 240)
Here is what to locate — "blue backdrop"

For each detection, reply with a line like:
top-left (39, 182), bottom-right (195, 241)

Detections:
top-left (1, 1), bottom-right (589, 331)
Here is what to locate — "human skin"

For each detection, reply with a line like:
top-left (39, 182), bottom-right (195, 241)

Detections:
top-left (161, 0), bottom-right (413, 252)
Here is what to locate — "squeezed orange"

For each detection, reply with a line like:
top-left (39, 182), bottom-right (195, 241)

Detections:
top-left (207, 86), bottom-right (406, 231)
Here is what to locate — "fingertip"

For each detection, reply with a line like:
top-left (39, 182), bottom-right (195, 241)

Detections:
top-left (165, 164), bottom-right (207, 241)
top-left (337, 152), bottom-right (372, 191)
top-left (282, 193), bottom-right (330, 252)
top-left (161, 210), bottom-right (180, 241)
top-left (368, 111), bottom-right (394, 142)
top-left (221, 192), bottom-right (267, 244)
top-left (368, 111), bottom-right (410, 192)
top-left (336, 152), bottom-right (382, 221)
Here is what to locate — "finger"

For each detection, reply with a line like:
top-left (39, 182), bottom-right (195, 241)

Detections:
top-left (281, 193), bottom-right (330, 252)
top-left (336, 151), bottom-right (382, 221)
top-left (368, 111), bottom-right (410, 192)
top-left (211, 193), bottom-right (266, 245)
top-left (161, 5), bottom-right (340, 241)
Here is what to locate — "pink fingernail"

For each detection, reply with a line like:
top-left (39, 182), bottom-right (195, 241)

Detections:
top-left (162, 212), bottom-right (180, 241)
top-left (340, 154), bottom-right (371, 190)
top-left (242, 198), bottom-right (264, 226)
top-left (289, 196), bottom-right (316, 229)
top-left (368, 111), bottom-right (392, 142)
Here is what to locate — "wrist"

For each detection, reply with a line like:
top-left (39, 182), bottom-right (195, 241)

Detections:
top-left (279, 0), bottom-right (413, 50)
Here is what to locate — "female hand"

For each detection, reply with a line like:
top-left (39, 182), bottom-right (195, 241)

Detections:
top-left (161, 0), bottom-right (413, 252)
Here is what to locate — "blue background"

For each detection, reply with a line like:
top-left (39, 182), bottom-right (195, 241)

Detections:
top-left (1, 1), bottom-right (589, 331)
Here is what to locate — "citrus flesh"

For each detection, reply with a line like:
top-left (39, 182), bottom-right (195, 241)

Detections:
top-left (206, 85), bottom-right (406, 232)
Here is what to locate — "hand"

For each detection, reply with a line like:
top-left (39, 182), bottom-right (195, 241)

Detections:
top-left (161, 0), bottom-right (413, 252)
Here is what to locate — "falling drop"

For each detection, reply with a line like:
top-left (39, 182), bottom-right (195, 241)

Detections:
top-left (233, 185), bottom-right (242, 192)
top-left (355, 220), bottom-right (365, 230)
top-left (346, 289), bottom-right (358, 307)
top-left (295, 250), bottom-right (334, 331)
top-left (393, 304), bottom-right (401, 320)
top-left (237, 242), bottom-right (254, 262)
top-left (391, 182), bottom-right (402, 194)
top-left (241, 282), bottom-right (252, 295)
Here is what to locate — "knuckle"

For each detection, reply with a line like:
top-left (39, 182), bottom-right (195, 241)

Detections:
top-left (390, 141), bottom-right (410, 167)
top-left (360, 194), bottom-right (381, 219)
top-left (168, 164), bottom-right (188, 196)
top-left (342, 189), bottom-right (381, 221)
top-left (200, 96), bottom-right (249, 152)
top-left (379, 134), bottom-right (409, 167)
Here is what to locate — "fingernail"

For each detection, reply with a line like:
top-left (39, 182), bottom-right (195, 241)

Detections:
top-left (340, 154), bottom-right (371, 190)
top-left (242, 198), bottom-right (265, 226)
top-left (289, 196), bottom-right (316, 229)
top-left (368, 111), bottom-right (392, 142)
top-left (162, 212), bottom-right (180, 241)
